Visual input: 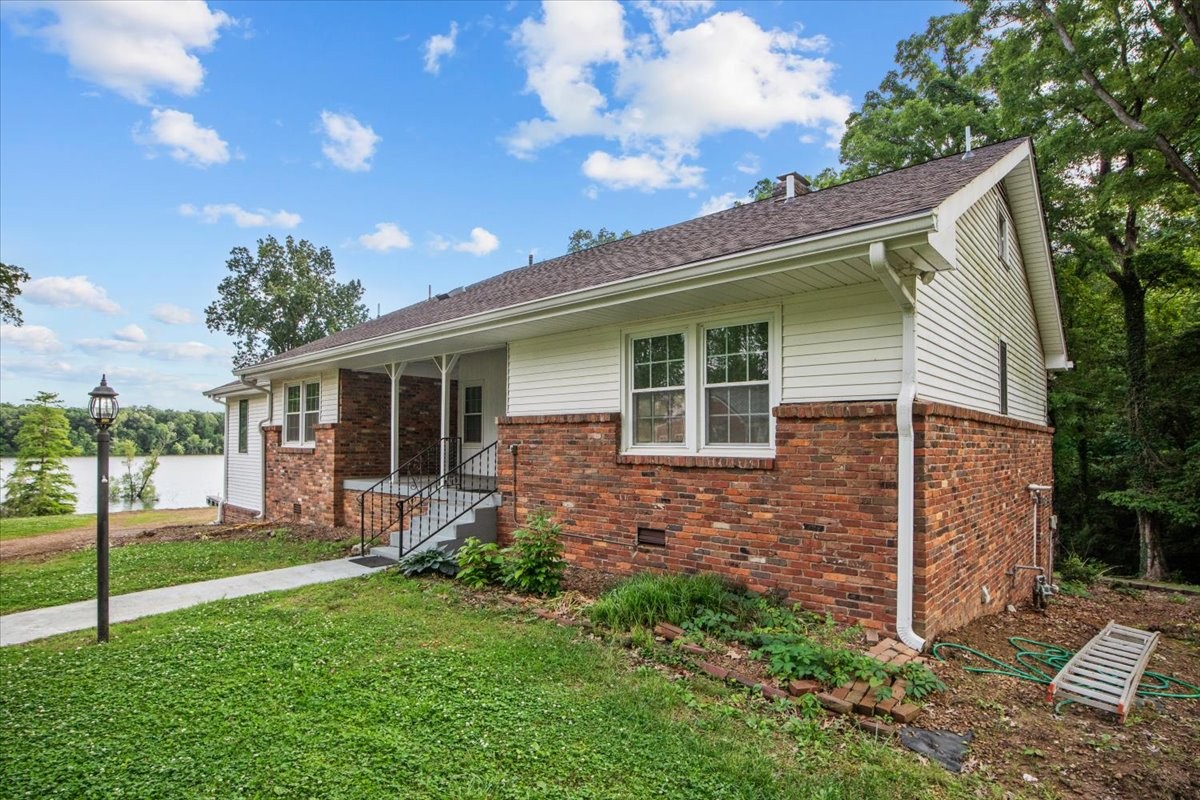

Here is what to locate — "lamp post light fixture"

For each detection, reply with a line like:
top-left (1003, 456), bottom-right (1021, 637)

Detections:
top-left (88, 375), bottom-right (119, 642)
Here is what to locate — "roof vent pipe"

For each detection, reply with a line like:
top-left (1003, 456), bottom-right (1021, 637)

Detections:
top-left (785, 174), bottom-right (795, 200)
top-left (962, 126), bottom-right (973, 159)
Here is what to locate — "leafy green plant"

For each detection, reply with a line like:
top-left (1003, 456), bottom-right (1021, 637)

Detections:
top-left (1058, 552), bottom-right (1108, 587)
top-left (683, 608), bottom-right (739, 636)
top-left (588, 572), bottom-right (734, 629)
top-left (456, 537), bottom-right (505, 588)
top-left (397, 548), bottom-right (458, 578)
top-left (897, 661), bottom-right (946, 700)
top-left (501, 510), bottom-right (565, 596)
top-left (1056, 580), bottom-right (1091, 598)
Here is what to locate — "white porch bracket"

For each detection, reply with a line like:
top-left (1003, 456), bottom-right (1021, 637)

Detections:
top-left (383, 362), bottom-right (407, 474)
top-left (431, 353), bottom-right (461, 476)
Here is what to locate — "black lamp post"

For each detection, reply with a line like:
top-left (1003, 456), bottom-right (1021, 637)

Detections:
top-left (88, 375), bottom-right (119, 643)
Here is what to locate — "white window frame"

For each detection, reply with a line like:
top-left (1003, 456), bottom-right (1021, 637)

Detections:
top-left (283, 380), bottom-right (321, 447)
top-left (462, 382), bottom-right (484, 445)
top-left (998, 207), bottom-right (1011, 269)
top-left (621, 307), bottom-right (780, 457)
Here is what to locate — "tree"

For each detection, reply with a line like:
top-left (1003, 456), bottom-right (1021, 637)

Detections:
top-left (205, 235), bottom-right (369, 368)
top-left (731, 179), bottom-right (778, 208)
top-left (567, 228), bottom-right (634, 254)
top-left (835, 0), bottom-right (1200, 580)
top-left (1, 392), bottom-right (78, 516)
top-left (1, 262), bottom-right (30, 326)
top-left (110, 439), bottom-right (161, 506)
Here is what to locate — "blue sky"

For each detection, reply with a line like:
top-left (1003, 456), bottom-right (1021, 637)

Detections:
top-left (0, 0), bottom-right (955, 411)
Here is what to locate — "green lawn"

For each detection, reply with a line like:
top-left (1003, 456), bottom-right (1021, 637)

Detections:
top-left (0, 507), bottom-right (215, 541)
top-left (0, 576), bottom-right (992, 800)
top-left (0, 535), bottom-right (351, 614)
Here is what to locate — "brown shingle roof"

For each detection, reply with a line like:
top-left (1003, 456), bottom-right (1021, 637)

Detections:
top-left (254, 138), bottom-right (1026, 368)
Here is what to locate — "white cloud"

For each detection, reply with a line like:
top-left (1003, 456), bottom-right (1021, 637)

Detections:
top-left (179, 203), bottom-right (301, 228)
top-left (8, 0), bottom-right (232, 104)
top-left (696, 191), bottom-right (739, 217)
top-left (133, 108), bottom-right (229, 166)
top-left (359, 222), bottom-right (413, 252)
top-left (431, 227), bottom-right (500, 256)
top-left (113, 324), bottom-right (148, 343)
top-left (318, 111), bottom-right (380, 172)
top-left (582, 150), bottom-right (704, 191)
top-left (151, 303), bottom-right (197, 325)
top-left (76, 337), bottom-right (222, 361)
top-left (423, 21), bottom-right (458, 74)
top-left (23, 275), bottom-right (121, 314)
top-left (1, 323), bottom-right (63, 353)
top-left (507, 3), bottom-right (850, 190)
top-left (735, 152), bottom-right (760, 175)
top-left (0, 356), bottom-right (76, 378)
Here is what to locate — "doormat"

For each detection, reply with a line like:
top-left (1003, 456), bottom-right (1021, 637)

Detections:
top-left (350, 555), bottom-right (397, 568)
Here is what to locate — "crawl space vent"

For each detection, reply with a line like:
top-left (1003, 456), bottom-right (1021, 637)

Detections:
top-left (637, 527), bottom-right (666, 547)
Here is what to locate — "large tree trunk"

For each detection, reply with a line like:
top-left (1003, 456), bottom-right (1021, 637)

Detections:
top-left (1137, 510), bottom-right (1166, 581)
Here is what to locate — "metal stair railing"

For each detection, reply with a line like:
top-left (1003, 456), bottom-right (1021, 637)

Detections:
top-left (358, 437), bottom-right (461, 557)
top-left (397, 441), bottom-right (498, 558)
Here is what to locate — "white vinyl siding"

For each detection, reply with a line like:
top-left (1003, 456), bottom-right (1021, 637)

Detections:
top-left (780, 282), bottom-right (902, 402)
top-left (507, 329), bottom-right (621, 415)
top-left (224, 392), bottom-right (266, 512)
top-left (917, 186), bottom-right (1047, 423)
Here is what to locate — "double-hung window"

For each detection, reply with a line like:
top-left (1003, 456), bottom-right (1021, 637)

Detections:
top-left (463, 385), bottom-right (483, 444)
top-left (627, 314), bottom-right (775, 454)
top-left (284, 381), bottom-right (321, 446)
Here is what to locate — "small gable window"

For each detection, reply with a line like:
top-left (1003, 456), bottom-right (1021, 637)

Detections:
top-left (998, 209), bottom-right (1011, 269)
top-left (998, 340), bottom-right (1009, 415)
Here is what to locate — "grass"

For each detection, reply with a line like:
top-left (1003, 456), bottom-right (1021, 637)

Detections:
top-left (0, 533), bottom-right (351, 614)
top-left (0, 576), bottom-right (995, 800)
top-left (587, 572), bottom-right (734, 629)
top-left (0, 507), bottom-right (214, 541)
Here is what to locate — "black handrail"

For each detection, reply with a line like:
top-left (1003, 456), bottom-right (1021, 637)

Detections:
top-left (358, 437), bottom-right (460, 557)
top-left (397, 441), bottom-right (498, 558)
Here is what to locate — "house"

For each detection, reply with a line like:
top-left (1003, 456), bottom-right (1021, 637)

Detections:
top-left (205, 137), bottom-right (1068, 647)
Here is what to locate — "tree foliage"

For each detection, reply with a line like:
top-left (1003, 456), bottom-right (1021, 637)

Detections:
top-left (205, 235), bottom-right (369, 368)
top-left (0, 403), bottom-right (223, 457)
top-left (110, 439), bottom-right (161, 506)
top-left (836, 0), bottom-right (1200, 580)
top-left (567, 228), bottom-right (634, 254)
top-left (1, 392), bottom-right (78, 517)
top-left (1, 261), bottom-right (30, 326)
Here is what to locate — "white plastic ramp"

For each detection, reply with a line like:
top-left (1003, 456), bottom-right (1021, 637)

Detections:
top-left (1047, 621), bottom-right (1159, 722)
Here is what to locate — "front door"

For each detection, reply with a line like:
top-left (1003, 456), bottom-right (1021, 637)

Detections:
top-left (456, 349), bottom-right (506, 475)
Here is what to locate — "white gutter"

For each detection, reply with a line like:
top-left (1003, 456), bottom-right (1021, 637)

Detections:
top-left (254, 381), bottom-right (273, 519)
top-left (206, 394), bottom-right (228, 524)
top-left (238, 212), bottom-right (940, 380)
top-left (869, 242), bottom-right (925, 652)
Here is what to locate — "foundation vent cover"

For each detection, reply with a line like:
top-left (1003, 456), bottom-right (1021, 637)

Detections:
top-left (637, 527), bottom-right (666, 547)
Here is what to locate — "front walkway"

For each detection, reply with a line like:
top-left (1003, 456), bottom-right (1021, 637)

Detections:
top-left (0, 558), bottom-right (388, 647)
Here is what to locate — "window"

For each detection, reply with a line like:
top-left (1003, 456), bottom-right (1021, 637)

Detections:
top-left (632, 333), bottom-right (686, 444)
top-left (284, 381), bottom-right (321, 445)
top-left (463, 385), bottom-right (483, 444)
top-left (998, 209), bottom-right (1011, 268)
top-left (626, 313), bottom-right (775, 454)
top-left (999, 340), bottom-right (1009, 415)
top-left (237, 399), bottom-right (249, 454)
top-left (704, 322), bottom-right (770, 444)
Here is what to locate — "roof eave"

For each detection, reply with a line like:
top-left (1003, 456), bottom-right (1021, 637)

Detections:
top-left (238, 210), bottom-right (940, 379)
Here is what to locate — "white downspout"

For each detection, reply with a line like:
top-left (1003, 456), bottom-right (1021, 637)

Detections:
top-left (870, 242), bottom-right (925, 652)
top-left (253, 381), bottom-right (273, 519)
top-left (208, 395), bottom-right (228, 524)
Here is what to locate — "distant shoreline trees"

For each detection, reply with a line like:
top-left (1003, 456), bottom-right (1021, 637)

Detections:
top-left (0, 403), bottom-right (224, 458)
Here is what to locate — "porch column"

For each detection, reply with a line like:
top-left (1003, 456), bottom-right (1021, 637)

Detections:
top-left (383, 362), bottom-right (406, 474)
top-left (431, 353), bottom-right (460, 475)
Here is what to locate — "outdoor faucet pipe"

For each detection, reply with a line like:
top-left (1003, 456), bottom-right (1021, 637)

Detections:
top-left (1027, 484), bottom-right (1053, 586)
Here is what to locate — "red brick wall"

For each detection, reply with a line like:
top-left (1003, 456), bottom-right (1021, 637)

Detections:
top-left (264, 370), bottom-right (456, 528)
top-left (496, 401), bottom-right (1054, 639)
top-left (220, 502), bottom-right (259, 524)
top-left (914, 402), bottom-right (1054, 636)
top-left (497, 404), bottom-right (900, 632)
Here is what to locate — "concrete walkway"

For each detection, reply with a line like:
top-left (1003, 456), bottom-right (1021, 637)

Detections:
top-left (0, 558), bottom-right (388, 647)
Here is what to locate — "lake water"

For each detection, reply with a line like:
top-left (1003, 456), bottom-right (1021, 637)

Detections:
top-left (0, 455), bottom-right (224, 513)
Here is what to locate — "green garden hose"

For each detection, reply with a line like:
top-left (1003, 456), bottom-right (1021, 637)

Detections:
top-left (930, 637), bottom-right (1200, 700)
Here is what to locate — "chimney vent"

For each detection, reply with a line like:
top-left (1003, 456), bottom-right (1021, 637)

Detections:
top-left (528, 253), bottom-right (533, 266)
top-left (962, 126), bottom-right (974, 159)
top-left (774, 172), bottom-right (811, 200)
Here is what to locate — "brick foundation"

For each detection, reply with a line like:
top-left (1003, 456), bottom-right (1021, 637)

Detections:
top-left (264, 370), bottom-right (452, 527)
top-left (496, 401), bottom-right (1053, 639)
top-left (220, 502), bottom-right (260, 524)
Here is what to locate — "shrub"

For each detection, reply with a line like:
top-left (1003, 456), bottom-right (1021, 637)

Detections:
top-left (1058, 552), bottom-right (1108, 587)
top-left (398, 547), bottom-right (458, 578)
top-left (456, 537), bottom-right (505, 588)
top-left (588, 572), bottom-right (733, 629)
top-left (501, 510), bottom-right (566, 596)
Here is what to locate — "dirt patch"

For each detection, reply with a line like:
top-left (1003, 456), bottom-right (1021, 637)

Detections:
top-left (924, 586), bottom-right (1200, 799)
top-left (1, 516), bottom-right (355, 562)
